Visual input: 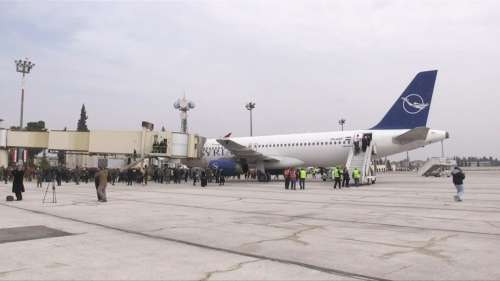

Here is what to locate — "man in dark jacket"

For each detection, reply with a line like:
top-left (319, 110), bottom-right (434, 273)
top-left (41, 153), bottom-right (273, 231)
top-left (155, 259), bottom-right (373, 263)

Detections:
top-left (451, 166), bottom-right (465, 202)
top-left (12, 165), bottom-right (25, 201)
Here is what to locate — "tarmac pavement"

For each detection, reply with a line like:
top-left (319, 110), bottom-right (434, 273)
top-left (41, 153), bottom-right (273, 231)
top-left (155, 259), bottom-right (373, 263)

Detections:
top-left (1, 171), bottom-right (499, 280)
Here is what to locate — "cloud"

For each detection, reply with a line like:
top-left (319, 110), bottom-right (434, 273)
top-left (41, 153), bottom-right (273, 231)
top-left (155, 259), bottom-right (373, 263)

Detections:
top-left (0, 0), bottom-right (499, 159)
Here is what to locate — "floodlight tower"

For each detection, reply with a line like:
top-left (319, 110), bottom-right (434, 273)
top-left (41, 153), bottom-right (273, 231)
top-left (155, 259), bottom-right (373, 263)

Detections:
top-left (338, 118), bottom-right (346, 131)
top-left (14, 58), bottom-right (35, 163)
top-left (245, 102), bottom-right (256, 136)
top-left (15, 58), bottom-right (35, 129)
top-left (173, 96), bottom-right (195, 133)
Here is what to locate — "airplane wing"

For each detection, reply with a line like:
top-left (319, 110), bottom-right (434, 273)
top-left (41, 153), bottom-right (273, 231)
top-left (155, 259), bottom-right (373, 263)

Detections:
top-left (216, 138), bottom-right (279, 162)
top-left (393, 127), bottom-right (430, 145)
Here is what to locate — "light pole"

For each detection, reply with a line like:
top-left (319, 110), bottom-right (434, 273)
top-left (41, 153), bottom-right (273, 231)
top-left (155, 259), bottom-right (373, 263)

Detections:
top-left (245, 102), bottom-right (256, 136)
top-left (15, 58), bottom-right (35, 163)
top-left (173, 95), bottom-right (195, 134)
top-left (338, 118), bottom-right (346, 131)
top-left (15, 58), bottom-right (35, 130)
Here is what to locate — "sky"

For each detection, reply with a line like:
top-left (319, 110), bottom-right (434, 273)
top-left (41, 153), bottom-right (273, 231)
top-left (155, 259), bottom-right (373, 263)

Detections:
top-left (0, 0), bottom-right (499, 160)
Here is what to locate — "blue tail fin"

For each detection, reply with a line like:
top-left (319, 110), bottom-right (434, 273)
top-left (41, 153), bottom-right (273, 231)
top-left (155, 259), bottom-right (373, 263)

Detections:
top-left (371, 70), bottom-right (438, 130)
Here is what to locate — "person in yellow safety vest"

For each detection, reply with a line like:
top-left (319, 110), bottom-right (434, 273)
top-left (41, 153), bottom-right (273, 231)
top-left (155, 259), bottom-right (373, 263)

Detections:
top-left (352, 168), bottom-right (361, 187)
top-left (332, 166), bottom-right (342, 189)
top-left (299, 168), bottom-right (307, 190)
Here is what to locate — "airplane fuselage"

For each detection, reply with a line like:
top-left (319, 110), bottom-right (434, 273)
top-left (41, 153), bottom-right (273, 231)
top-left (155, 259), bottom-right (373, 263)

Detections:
top-left (197, 128), bottom-right (448, 170)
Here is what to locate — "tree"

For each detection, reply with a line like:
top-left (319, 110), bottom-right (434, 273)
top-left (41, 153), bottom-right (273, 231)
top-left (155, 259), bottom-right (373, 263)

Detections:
top-left (77, 104), bottom-right (89, 132)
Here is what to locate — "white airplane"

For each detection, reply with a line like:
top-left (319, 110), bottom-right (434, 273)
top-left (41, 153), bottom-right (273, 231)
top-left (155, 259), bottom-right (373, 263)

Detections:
top-left (189, 70), bottom-right (448, 179)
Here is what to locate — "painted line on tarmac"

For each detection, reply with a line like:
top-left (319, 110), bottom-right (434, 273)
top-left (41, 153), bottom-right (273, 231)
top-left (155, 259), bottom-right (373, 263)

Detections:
top-left (0, 203), bottom-right (390, 281)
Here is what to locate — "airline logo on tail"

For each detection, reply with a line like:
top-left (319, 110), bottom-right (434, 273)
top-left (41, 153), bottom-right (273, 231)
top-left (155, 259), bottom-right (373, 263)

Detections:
top-left (401, 94), bottom-right (429, 114)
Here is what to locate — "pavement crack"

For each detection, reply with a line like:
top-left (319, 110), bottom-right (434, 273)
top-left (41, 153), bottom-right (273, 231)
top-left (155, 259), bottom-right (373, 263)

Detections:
top-left (381, 234), bottom-right (457, 264)
top-left (486, 221), bottom-right (500, 228)
top-left (199, 259), bottom-right (261, 281)
top-left (240, 223), bottom-right (325, 248)
top-left (382, 265), bottom-right (412, 277)
top-left (0, 268), bottom-right (29, 277)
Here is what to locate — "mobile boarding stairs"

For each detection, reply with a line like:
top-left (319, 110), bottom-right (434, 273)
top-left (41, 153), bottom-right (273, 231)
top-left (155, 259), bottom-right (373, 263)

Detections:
top-left (346, 142), bottom-right (377, 185)
top-left (418, 157), bottom-right (457, 177)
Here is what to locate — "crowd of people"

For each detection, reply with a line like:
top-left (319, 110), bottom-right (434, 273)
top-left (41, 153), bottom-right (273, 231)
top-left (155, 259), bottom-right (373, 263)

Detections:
top-left (282, 166), bottom-right (361, 190)
top-left (353, 134), bottom-right (372, 155)
top-left (2, 163), bottom-right (467, 202)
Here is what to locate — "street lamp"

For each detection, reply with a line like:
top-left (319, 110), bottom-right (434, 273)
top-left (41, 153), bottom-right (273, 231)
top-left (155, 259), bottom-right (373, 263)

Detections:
top-left (15, 58), bottom-right (35, 129)
top-left (245, 102), bottom-right (256, 136)
top-left (338, 118), bottom-right (346, 131)
top-left (14, 58), bottom-right (35, 163)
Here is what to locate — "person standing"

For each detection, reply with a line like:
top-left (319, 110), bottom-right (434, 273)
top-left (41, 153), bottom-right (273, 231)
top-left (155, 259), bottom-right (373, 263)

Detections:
top-left (333, 167), bottom-right (342, 189)
top-left (283, 168), bottom-right (290, 190)
top-left (342, 167), bottom-right (350, 187)
top-left (0, 166), bottom-right (4, 184)
top-left (361, 136), bottom-right (368, 152)
top-left (12, 165), bottom-right (25, 201)
top-left (94, 170), bottom-right (101, 201)
top-left (143, 165), bottom-right (149, 185)
top-left (354, 134), bottom-right (361, 155)
top-left (96, 167), bottom-right (109, 202)
top-left (200, 170), bottom-right (207, 187)
top-left (451, 166), bottom-right (465, 202)
top-left (352, 168), bottom-right (361, 187)
top-left (192, 169), bottom-right (198, 186)
top-left (290, 168), bottom-right (297, 190)
top-left (219, 169), bottom-right (225, 186)
top-left (55, 166), bottom-right (62, 186)
top-left (36, 167), bottom-right (43, 188)
top-left (127, 168), bottom-right (133, 186)
top-left (74, 166), bottom-right (81, 185)
top-left (299, 168), bottom-right (306, 190)
top-left (5, 166), bottom-right (11, 184)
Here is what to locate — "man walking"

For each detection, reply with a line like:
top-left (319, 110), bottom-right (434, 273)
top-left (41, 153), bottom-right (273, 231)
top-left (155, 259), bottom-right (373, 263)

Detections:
top-left (451, 166), bottom-right (465, 202)
top-left (96, 167), bottom-right (109, 202)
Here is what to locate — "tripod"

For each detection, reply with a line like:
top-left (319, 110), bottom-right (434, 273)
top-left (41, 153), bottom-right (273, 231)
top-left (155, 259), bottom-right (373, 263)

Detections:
top-left (42, 179), bottom-right (57, 204)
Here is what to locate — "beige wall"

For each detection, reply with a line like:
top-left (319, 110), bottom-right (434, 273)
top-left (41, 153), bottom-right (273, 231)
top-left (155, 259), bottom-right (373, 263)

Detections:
top-left (3, 129), bottom-right (202, 160)
top-left (0, 150), bottom-right (8, 167)
top-left (49, 131), bottom-right (90, 151)
top-left (89, 131), bottom-right (143, 154)
top-left (7, 131), bottom-right (49, 148)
